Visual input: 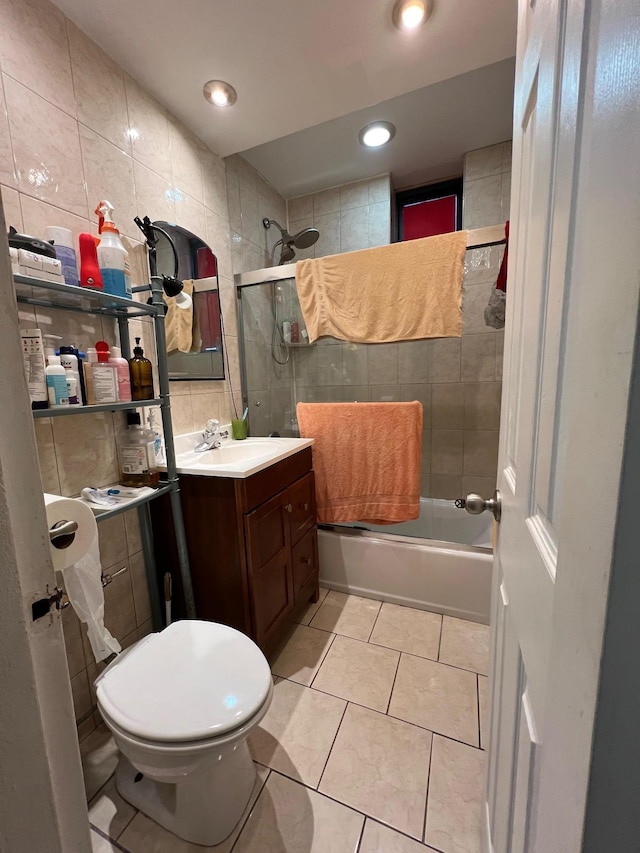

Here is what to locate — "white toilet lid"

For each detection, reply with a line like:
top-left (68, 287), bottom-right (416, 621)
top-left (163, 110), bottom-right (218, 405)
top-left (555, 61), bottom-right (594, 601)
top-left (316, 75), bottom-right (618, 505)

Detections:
top-left (96, 620), bottom-right (272, 742)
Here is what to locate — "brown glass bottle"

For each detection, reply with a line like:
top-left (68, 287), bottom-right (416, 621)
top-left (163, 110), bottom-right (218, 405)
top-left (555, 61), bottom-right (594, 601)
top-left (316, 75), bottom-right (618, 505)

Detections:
top-left (129, 337), bottom-right (155, 401)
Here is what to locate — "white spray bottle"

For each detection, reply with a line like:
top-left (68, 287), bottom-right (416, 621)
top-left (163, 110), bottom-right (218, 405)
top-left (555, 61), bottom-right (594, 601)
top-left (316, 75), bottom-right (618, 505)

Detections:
top-left (95, 200), bottom-right (132, 300)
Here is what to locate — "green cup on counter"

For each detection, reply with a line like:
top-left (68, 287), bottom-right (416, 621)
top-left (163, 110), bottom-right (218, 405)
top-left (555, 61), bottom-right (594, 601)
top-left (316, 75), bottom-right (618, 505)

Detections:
top-left (232, 418), bottom-right (248, 440)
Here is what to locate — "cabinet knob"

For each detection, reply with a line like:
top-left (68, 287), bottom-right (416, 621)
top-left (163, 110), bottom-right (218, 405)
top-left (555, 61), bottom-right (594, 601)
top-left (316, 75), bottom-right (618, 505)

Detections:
top-left (285, 504), bottom-right (293, 513)
top-left (300, 502), bottom-right (309, 512)
top-left (302, 557), bottom-right (311, 565)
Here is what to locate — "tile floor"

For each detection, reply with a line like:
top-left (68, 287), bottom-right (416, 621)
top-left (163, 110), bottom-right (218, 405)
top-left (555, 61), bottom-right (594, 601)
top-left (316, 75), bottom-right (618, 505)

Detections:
top-left (85, 590), bottom-right (490, 853)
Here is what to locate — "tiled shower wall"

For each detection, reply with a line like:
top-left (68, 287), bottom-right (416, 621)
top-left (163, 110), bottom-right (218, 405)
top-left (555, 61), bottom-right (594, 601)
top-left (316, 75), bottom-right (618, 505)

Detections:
top-left (243, 146), bottom-right (510, 499)
top-left (0, 0), bottom-right (284, 739)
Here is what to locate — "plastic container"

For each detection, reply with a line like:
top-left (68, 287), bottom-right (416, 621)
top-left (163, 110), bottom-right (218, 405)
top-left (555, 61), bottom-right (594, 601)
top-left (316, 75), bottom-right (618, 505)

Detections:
top-left (95, 201), bottom-right (132, 299)
top-left (66, 375), bottom-right (79, 405)
top-left (45, 226), bottom-right (79, 286)
top-left (118, 412), bottom-right (159, 487)
top-left (147, 410), bottom-right (166, 465)
top-left (59, 345), bottom-right (85, 405)
top-left (21, 329), bottom-right (48, 410)
top-left (83, 348), bottom-right (97, 405)
top-left (290, 321), bottom-right (300, 343)
top-left (129, 337), bottom-right (155, 401)
top-left (282, 320), bottom-right (291, 344)
top-left (92, 341), bottom-right (118, 403)
top-left (45, 355), bottom-right (69, 407)
top-left (79, 233), bottom-right (103, 290)
top-left (109, 345), bottom-right (132, 402)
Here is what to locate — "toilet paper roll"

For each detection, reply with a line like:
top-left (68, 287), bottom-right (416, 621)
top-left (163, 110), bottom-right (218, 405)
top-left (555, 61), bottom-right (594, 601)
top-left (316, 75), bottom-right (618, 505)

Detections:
top-left (44, 493), bottom-right (97, 571)
top-left (44, 494), bottom-right (121, 662)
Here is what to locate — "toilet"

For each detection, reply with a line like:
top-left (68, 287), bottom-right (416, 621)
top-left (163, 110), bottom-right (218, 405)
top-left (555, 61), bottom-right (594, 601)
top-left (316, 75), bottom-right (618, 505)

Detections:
top-left (95, 619), bottom-right (273, 847)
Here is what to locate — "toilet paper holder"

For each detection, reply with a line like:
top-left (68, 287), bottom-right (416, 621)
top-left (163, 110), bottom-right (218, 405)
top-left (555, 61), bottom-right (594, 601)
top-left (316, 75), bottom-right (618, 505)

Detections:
top-left (49, 519), bottom-right (79, 550)
top-left (101, 566), bottom-right (128, 587)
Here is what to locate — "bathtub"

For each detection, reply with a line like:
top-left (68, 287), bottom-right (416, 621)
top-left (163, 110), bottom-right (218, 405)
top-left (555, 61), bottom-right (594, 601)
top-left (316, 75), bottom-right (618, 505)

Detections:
top-left (318, 498), bottom-right (493, 624)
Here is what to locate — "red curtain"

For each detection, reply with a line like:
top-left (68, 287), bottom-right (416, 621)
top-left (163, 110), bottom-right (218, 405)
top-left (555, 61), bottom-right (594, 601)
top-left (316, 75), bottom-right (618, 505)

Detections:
top-left (403, 195), bottom-right (457, 240)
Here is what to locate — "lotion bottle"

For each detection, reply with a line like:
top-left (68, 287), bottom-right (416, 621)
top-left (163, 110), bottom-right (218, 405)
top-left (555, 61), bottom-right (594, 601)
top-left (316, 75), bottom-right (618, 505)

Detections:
top-left (109, 345), bottom-right (132, 402)
top-left (45, 355), bottom-right (69, 407)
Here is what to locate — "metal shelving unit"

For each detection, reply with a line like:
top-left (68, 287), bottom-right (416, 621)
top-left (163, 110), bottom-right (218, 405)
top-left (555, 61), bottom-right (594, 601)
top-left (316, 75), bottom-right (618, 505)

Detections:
top-left (16, 274), bottom-right (196, 628)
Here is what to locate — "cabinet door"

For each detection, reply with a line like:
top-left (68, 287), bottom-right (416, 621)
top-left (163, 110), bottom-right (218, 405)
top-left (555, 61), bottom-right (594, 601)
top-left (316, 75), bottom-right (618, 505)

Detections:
top-left (244, 491), bottom-right (294, 649)
top-left (285, 472), bottom-right (316, 544)
top-left (291, 527), bottom-right (319, 604)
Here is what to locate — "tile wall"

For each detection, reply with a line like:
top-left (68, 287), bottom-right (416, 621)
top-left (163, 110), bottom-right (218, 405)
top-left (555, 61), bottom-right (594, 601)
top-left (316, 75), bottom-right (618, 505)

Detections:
top-left (243, 149), bottom-right (510, 499)
top-left (0, 0), bottom-right (284, 739)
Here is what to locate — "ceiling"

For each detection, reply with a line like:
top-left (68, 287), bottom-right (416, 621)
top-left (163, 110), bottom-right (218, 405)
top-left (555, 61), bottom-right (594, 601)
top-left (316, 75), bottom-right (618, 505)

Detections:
top-left (52, 0), bottom-right (517, 182)
top-left (241, 58), bottom-right (515, 197)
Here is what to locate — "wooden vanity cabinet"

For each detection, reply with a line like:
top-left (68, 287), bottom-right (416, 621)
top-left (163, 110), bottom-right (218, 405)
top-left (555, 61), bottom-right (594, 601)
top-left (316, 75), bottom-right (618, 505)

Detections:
top-left (151, 448), bottom-right (319, 656)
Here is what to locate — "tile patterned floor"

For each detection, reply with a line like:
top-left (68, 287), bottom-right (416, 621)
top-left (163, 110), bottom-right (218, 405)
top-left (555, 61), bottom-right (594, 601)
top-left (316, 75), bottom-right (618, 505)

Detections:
top-left (86, 591), bottom-right (490, 853)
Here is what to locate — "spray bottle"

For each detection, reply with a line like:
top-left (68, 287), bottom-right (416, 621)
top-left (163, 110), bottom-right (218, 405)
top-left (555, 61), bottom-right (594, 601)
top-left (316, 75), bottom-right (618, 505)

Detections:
top-left (95, 200), bottom-right (132, 300)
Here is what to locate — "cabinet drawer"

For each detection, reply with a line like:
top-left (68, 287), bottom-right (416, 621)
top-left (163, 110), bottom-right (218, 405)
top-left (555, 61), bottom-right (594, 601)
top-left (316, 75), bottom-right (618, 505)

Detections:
top-left (286, 473), bottom-right (316, 544)
top-left (292, 528), bottom-right (318, 603)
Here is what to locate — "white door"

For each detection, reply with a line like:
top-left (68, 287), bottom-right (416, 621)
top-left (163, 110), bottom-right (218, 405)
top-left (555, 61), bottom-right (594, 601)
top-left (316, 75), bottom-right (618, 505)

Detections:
top-left (485, 0), bottom-right (640, 850)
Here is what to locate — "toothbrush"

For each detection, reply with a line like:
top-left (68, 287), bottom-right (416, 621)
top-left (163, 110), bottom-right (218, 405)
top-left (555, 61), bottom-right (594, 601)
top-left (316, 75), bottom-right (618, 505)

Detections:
top-left (242, 407), bottom-right (249, 421)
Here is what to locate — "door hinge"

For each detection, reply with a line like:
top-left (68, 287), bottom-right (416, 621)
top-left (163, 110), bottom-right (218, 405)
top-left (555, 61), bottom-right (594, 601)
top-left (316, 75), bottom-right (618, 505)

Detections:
top-left (32, 586), bottom-right (70, 621)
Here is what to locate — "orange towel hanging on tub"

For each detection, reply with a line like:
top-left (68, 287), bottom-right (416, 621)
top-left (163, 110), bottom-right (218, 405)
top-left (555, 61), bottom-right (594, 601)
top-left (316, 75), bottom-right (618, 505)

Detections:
top-left (296, 402), bottom-right (423, 525)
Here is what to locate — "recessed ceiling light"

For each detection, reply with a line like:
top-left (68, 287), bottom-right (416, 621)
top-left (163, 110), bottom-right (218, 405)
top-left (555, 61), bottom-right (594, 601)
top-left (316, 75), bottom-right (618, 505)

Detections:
top-left (392, 0), bottom-right (432, 30)
top-left (358, 121), bottom-right (396, 148)
top-left (203, 80), bottom-right (237, 107)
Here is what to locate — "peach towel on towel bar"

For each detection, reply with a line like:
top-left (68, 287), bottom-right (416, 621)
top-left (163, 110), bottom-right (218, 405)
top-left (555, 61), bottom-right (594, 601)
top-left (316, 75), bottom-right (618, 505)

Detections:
top-left (296, 402), bottom-right (423, 524)
top-left (295, 230), bottom-right (467, 344)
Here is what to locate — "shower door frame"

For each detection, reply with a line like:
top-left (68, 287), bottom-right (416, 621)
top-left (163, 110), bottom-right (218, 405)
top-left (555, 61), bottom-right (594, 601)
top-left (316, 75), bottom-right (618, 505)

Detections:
top-left (235, 262), bottom-right (298, 429)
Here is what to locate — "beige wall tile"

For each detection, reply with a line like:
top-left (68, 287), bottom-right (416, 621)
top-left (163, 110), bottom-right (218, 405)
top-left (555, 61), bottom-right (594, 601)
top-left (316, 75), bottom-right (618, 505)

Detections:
top-left (79, 125), bottom-right (137, 239)
top-left (124, 509), bottom-right (142, 554)
top-left (201, 149), bottom-right (228, 218)
top-left (0, 0), bottom-right (75, 116)
top-left (124, 74), bottom-right (171, 180)
top-left (68, 22), bottom-right (129, 151)
top-left (399, 383), bottom-right (432, 427)
top-left (168, 117), bottom-right (204, 202)
top-left (314, 211), bottom-right (341, 257)
top-left (462, 476), bottom-right (496, 497)
top-left (103, 561), bottom-right (136, 643)
top-left (287, 194), bottom-right (313, 222)
top-left (432, 383), bottom-right (465, 429)
top-left (97, 515), bottom-right (129, 572)
top-left (129, 550), bottom-right (151, 626)
top-left (462, 281), bottom-right (497, 335)
top-left (463, 174), bottom-right (503, 229)
top-left (430, 338), bottom-right (461, 383)
top-left (225, 153), bottom-right (256, 192)
top-left (463, 429), bottom-right (499, 478)
top-left (368, 174), bottom-right (391, 204)
top-left (61, 605), bottom-right (86, 679)
top-left (431, 429), bottom-right (464, 476)
top-left (368, 343), bottom-right (398, 384)
top-left (132, 160), bottom-right (175, 222)
top-left (464, 143), bottom-right (505, 181)
top-left (173, 191), bottom-right (206, 240)
top-left (4, 76), bottom-right (87, 216)
top-left (464, 382), bottom-right (502, 429)
top-left (397, 340), bottom-right (430, 384)
top-left (33, 418), bottom-right (61, 494)
top-left (368, 200), bottom-right (391, 247)
top-left (51, 413), bottom-right (118, 495)
top-left (495, 329), bottom-right (505, 379)
top-left (0, 75), bottom-right (16, 188)
top-left (170, 393), bottom-right (194, 435)
top-left (461, 334), bottom-right (496, 382)
top-left (205, 208), bottom-right (232, 278)
top-left (430, 474), bottom-right (463, 500)
top-left (313, 187), bottom-right (341, 216)
top-left (340, 206), bottom-right (369, 253)
top-left (340, 179), bottom-right (369, 210)
top-left (70, 668), bottom-right (92, 721)
top-left (1, 184), bottom-right (22, 229)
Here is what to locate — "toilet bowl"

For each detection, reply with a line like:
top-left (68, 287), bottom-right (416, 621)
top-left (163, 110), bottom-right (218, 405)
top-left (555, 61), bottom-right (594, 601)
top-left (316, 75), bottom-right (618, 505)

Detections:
top-left (95, 620), bottom-right (273, 846)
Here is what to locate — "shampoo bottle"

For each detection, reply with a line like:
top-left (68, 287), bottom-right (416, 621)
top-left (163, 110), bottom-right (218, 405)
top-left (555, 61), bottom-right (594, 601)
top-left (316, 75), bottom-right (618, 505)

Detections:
top-left (129, 338), bottom-right (155, 401)
top-left (95, 200), bottom-right (131, 299)
top-left (45, 355), bottom-right (69, 408)
top-left (109, 345), bottom-right (132, 402)
top-left (92, 341), bottom-right (118, 404)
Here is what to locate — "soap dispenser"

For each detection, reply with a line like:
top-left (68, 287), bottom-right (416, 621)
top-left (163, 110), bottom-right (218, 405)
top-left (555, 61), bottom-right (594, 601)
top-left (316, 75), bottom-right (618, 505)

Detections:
top-left (129, 337), bottom-right (155, 401)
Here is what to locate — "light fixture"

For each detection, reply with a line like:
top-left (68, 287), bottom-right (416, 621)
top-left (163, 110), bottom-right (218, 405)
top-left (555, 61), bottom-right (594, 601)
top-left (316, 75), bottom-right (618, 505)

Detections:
top-left (358, 121), bottom-right (396, 148)
top-left (203, 80), bottom-right (237, 107)
top-left (392, 0), bottom-right (432, 30)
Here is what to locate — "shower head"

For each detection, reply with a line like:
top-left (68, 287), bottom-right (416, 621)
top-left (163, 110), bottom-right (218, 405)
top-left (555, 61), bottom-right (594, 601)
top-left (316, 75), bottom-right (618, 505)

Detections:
top-left (263, 217), bottom-right (320, 264)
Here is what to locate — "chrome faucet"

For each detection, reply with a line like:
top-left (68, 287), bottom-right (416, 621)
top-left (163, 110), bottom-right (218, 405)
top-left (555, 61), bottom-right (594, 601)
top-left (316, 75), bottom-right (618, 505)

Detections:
top-left (194, 419), bottom-right (226, 452)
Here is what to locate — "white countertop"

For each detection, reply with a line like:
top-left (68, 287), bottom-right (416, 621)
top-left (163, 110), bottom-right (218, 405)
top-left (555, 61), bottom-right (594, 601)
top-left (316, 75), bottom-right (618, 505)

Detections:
top-left (171, 431), bottom-right (313, 479)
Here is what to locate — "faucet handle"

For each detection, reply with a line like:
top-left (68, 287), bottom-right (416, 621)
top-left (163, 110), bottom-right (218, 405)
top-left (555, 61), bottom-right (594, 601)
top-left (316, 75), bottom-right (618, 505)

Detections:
top-left (205, 418), bottom-right (220, 434)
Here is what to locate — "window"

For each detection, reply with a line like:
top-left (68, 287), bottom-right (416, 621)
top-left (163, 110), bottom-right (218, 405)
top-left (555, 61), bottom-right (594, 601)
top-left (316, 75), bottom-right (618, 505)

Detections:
top-left (395, 178), bottom-right (463, 242)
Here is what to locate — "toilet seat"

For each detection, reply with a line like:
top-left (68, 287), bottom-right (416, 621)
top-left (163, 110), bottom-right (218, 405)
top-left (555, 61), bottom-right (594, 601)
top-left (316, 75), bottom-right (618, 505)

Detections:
top-left (96, 620), bottom-right (272, 743)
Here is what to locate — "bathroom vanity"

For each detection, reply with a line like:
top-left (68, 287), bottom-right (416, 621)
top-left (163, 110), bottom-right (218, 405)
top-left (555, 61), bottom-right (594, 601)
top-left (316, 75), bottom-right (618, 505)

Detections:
top-left (151, 436), bottom-right (319, 657)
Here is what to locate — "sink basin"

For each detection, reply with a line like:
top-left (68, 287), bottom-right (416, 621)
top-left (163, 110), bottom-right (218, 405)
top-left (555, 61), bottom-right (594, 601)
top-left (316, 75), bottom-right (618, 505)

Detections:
top-left (171, 433), bottom-right (314, 479)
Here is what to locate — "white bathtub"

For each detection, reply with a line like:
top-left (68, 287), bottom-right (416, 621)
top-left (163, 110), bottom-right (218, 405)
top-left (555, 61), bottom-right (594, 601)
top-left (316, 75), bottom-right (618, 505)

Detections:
top-left (318, 499), bottom-right (493, 624)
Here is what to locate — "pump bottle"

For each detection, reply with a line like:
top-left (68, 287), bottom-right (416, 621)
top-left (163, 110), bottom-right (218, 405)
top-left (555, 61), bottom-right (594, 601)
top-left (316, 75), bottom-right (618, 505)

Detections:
top-left (129, 337), bottom-right (155, 401)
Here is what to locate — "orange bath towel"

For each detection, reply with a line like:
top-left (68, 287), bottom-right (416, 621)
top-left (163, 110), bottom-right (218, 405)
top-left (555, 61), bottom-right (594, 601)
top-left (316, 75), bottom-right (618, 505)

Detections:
top-left (297, 402), bottom-right (423, 524)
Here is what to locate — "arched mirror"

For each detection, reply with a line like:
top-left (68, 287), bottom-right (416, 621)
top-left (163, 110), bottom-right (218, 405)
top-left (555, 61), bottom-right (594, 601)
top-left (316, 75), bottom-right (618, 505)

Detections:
top-left (153, 220), bottom-right (225, 381)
